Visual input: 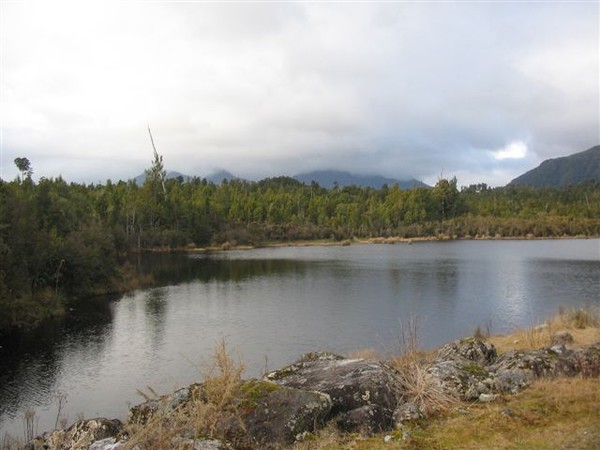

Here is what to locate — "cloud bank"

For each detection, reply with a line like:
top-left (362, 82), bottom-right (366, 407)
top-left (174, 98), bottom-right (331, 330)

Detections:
top-left (1, 1), bottom-right (598, 187)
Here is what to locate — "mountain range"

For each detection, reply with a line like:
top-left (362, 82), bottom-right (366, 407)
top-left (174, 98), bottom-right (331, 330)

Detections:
top-left (293, 170), bottom-right (428, 189)
top-left (133, 169), bottom-right (429, 189)
top-left (131, 144), bottom-right (600, 189)
top-left (509, 145), bottom-right (600, 187)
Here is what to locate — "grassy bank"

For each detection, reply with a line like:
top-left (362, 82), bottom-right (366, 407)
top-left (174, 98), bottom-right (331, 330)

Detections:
top-left (304, 377), bottom-right (599, 450)
top-left (296, 307), bottom-right (600, 450)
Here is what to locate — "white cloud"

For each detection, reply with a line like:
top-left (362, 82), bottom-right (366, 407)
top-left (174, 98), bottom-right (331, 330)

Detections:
top-left (493, 141), bottom-right (528, 161)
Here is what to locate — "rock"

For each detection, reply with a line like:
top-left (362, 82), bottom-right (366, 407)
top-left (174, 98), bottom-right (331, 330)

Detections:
top-left (432, 338), bottom-right (498, 401)
top-left (129, 384), bottom-right (202, 425)
top-left (427, 360), bottom-right (493, 401)
top-left (26, 418), bottom-right (123, 450)
top-left (171, 438), bottom-right (230, 450)
top-left (491, 369), bottom-right (531, 394)
top-left (490, 346), bottom-right (581, 379)
top-left (573, 342), bottom-right (600, 378)
top-left (230, 380), bottom-right (332, 448)
top-left (126, 379), bottom-right (331, 449)
top-left (487, 343), bottom-right (600, 394)
top-left (88, 438), bottom-right (126, 450)
top-left (335, 405), bottom-right (391, 435)
top-left (551, 330), bottom-right (574, 345)
top-left (437, 338), bottom-right (497, 365)
top-left (392, 401), bottom-right (424, 426)
top-left (478, 393), bottom-right (498, 403)
top-left (266, 352), bottom-right (402, 416)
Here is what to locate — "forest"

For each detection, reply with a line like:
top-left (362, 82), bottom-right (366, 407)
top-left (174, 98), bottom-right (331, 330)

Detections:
top-left (1, 154), bottom-right (599, 334)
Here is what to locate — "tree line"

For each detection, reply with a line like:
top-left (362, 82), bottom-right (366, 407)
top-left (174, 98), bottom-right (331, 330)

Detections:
top-left (1, 155), bottom-right (599, 334)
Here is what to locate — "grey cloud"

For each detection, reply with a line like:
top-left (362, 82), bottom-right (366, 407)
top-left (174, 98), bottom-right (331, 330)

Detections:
top-left (1, 2), bottom-right (597, 186)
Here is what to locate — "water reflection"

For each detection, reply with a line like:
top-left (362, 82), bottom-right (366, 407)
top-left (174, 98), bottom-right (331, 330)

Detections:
top-left (135, 253), bottom-right (310, 285)
top-left (143, 288), bottom-right (168, 350)
top-left (0, 297), bottom-right (115, 435)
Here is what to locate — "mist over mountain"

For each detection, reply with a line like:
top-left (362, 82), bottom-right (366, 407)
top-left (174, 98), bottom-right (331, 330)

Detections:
top-left (509, 145), bottom-right (600, 187)
top-left (132, 171), bottom-right (192, 185)
top-left (293, 170), bottom-right (429, 189)
top-left (132, 169), bottom-right (428, 189)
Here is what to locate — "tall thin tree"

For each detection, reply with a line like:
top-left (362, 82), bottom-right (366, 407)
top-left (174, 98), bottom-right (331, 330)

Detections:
top-left (147, 125), bottom-right (167, 196)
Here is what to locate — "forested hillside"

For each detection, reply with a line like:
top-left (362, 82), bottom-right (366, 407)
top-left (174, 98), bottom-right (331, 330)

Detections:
top-left (509, 145), bottom-right (600, 187)
top-left (1, 155), bottom-right (599, 334)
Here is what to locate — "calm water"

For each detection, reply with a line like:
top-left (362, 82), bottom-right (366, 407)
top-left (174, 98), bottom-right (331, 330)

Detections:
top-left (1, 240), bottom-right (598, 438)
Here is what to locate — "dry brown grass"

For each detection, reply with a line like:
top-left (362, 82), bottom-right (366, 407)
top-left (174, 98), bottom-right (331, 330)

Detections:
top-left (124, 339), bottom-right (245, 450)
top-left (405, 377), bottom-right (600, 450)
top-left (489, 306), bottom-right (600, 354)
top-left (389, 317), bottom-right (458, 417)
top-left (345, 348), bottom-right (382, 360)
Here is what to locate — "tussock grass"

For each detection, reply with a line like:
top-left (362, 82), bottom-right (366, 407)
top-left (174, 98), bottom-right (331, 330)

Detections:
top-left (393, 362), bottom-right (458, 418)
top-left (124, 339), bottom-right (245, 450)
top-left (390, 317), bottom-right (458, 417)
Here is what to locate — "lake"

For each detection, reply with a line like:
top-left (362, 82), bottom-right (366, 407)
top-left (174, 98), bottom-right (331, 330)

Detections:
top-left (1, 239), bottom-right (598, 438)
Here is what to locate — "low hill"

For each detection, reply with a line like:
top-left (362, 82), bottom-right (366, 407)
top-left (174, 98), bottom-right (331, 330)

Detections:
top-left (132, 170), bottom-right (240, 185)
top-left (205, 170), bottom-right (240, 184)
top-left (509, 145), bottom-right (600, 187)
top-left (132, 170), bottom-right (191, 185)
top-left (294, 170), bottom-right (428, 189)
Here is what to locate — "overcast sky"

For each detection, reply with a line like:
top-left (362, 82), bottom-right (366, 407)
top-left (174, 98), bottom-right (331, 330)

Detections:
top-left (1, 1), bottom-right (598, 187)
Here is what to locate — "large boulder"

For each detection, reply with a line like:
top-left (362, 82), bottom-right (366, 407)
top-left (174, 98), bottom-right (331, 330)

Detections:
top-left (265, 352), bottom-right (402, 416)
top-left (127, 379), bottom-right (331, 449)
top-left (227, 380), bottom-right (332, 448)
top-left (335, 404), bottom-right (391, 435)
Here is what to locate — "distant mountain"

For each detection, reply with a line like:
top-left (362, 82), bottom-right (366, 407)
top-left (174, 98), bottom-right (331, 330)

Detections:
top-left (132, 170), bottom-right (191, 185)
top-left (293, 170), bottom-right (428, 189)
top-left (205, 170), bottom-right (241, 184)
top-left (509, 145), bottom-right (600, 187)
top-left (132, 170), bottom-right (241, 185)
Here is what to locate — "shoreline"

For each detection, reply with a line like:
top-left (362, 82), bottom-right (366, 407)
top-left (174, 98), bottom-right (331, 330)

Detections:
top-left (139, 234), bottom-right (598, 254)
top-left (13, 306), bottom-right (600, 450)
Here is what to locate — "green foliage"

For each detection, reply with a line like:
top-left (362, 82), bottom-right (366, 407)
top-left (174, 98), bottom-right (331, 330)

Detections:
top-left (14, 157), bottom-right (33, 182)
top-left (1, 156), bottom-right (599, 334)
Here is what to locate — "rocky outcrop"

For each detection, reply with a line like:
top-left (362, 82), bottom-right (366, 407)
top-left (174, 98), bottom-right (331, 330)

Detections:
top-left (490, 342), bottom-right (600, 380)
top-left (265, 352), bottom-right (402, 417)
top-left (25, 418), bottom-right (123, 450)
top-left (428, 339), bottom-right (600, 400)
top-left (24, 340), bottom-right (600, 450)
top-left (127, 379), bottom-right (331, 449)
